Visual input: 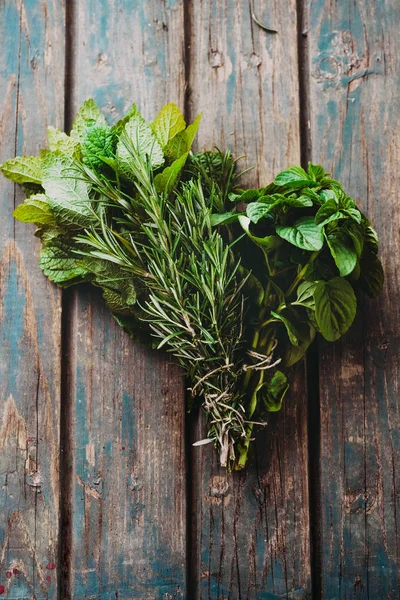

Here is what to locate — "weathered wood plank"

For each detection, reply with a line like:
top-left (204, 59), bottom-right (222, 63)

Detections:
top-left (187, 2), bottom-right (312, 597)
top-left (0, 1), bottom-right (65, 598)
top-left (307, 1), bottom-right (400, 596)
top-left (64, 1), bottom-right (187, 598)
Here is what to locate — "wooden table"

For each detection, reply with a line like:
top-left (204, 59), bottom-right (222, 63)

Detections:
top-left (0, 1), bottom-right (399, 598)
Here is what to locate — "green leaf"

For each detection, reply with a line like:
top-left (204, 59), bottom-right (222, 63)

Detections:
top-left (247, 194), bottom-right (312, 223)
top-left (0, 155), bottom-right (42, 184)
top-left (296, 280), bottom-right (317, 305)
top-left (343, 207), bottom-right (362, 224)
top-left (164, 113), bottom-right (201, 160)
top-left (153, 153), bottom-right (188, 194)
top-left (359, 250), bottom-right (384, 298)
top-left (41, 152), bottom-right (94, 227)
top-left (183, 113), bottom-right (201, 147)
top-left (364, 226), bottom-right (379, 254)
top-left (13, 193), bottom-right (54, 224)
top-left (315, 198), bottom-right (341, 226)
top-left (263, 371), bottom-right (289, 412)
top-left (274, 166), bottom-right (312, 188)
top-left (210, 212), bottom-right (239, 226)
top-left (70, 98), bottom-right (107, 142)
top-left (112, 103), bottom-right (138, 135)
top-left (314, 277), bottom-right (357, 342)
top-left (246, 202), bottom-right (272, 223)
top-left (271, 310), bottom-right (300, 346)
top-left (326, 233), bottom-right (358, 276)
top-left (82, 125), bottom-right (116, 172)
top-left (277, 216), bottom-right (324, 251)
top-left (238, 215), bottom-right (281, 250)
top-left (151, 103), bottom-right (186, 147)
top-left (47, 127), bottom-right (80, 157)
top-left (319, 189), bottom-right (338, 204)
top-left (282, 321), bottom-right (316, 367)
top-left (40, 244), bottom-right (88, 284)
top-left (345, 222), bottom-right (364, 257)
top-left (117, 113), bottom-right (165, 174)
top-left (229, 189), bottom-right (261, 203)
top-left (308, 163), bottom-right (327, 181)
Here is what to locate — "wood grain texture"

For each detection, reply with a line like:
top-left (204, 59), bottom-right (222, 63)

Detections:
top-left (307, 0), bottom-right (400, 597)
top-left (0, 1), bottom-right (65, 598)
top-left (187, 1), bottom-right (312, 597)
top-left (65, 1), bottom-right (187, 598)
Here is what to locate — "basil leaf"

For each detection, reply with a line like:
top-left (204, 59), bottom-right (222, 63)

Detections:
top-left (277, 216), bottom-right (324, 251)
top-left (326, 233), bottom-right (358, 276)
top-left (314, 277), bottom-right (357, 342)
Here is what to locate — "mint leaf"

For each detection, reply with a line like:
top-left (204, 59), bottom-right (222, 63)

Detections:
top-left (82, 125), bottom-right (116, 172)
top-left (152, 103), bottom-right (186, 147)
top-left (117, 113), bottom-right (164, 175)
top-left (277, 216), bottom-right (324, 251)
top-left (314, 277), bottom-right (357, 342)
top-left (70, 98), bottom-right (107, 142)
top-left (0, 155), bottom-right (42, 184)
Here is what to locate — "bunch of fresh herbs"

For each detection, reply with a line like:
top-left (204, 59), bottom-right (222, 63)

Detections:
top-left (0, 100), bottom-right (383, 469)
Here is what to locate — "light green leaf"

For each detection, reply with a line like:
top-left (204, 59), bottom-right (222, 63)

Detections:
top-left (117, 113), bottom-right (164, 175)
top-left (274, 165), bottom-right (312, 187)
top-left (13, 193), bottom-right (54, 224)
top-left (246, 202), bottom-right (272, 223)
top-left (308, 163), bottom-right (327, 181)
top-left (153, 153), bottom-right (188, 194)
top-left (277, 216), bottom-right (324, 251)
top-left (151, 103), bottom-right (186, 147)
top-left (48, 127), bottom-right (80, 157)
top-left (314, 277), bottom-right (357, 342)
top-left (42, 152), bottom-right (94, 227)
top-left (164, 113), bottom-right (202, 160)
top-left (70, 98), bottom-right (107, 142)
top-left (183, 113), bottom-right (201, 147)
top-left (0, 155), bottom-right (42, 184)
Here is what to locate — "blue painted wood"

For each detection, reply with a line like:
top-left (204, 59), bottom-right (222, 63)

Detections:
top-left (307, 0), bottom-right (400, 596)
top-left (187, 1), bottom-right (312, 597)
top-left (63, 1), bottom-right (187, 598)
top-left (0, 1), bottom-right (65, 598)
